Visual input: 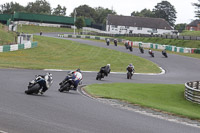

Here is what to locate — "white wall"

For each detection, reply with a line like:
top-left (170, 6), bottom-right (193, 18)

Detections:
top-left (106, 25), bottom-right (173, 35)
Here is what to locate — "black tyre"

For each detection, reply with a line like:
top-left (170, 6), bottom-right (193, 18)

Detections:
top-left (59, 83), bottom-right (70, 92)
top-left (25, 83), bottom-right (40, 95)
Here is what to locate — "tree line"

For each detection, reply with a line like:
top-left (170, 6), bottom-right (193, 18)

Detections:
top-left (1, 0), bottom-right (200, 32)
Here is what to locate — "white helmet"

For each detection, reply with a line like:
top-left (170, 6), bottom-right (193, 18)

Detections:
top-left (107, 64), bottom-right (110, 67)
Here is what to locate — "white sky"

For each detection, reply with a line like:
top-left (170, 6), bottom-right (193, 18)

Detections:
top-left (0, 0), bottom-right (197, 24)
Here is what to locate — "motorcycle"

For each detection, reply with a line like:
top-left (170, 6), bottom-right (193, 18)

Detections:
top-left (125, 43), bottom-right (129, 49)
top-left (127, 71), bottom-right (132, 79)
top-left (139, 47), bottom-right (144, 53)
top-left (114, 40), bottom-right (117, 46)
top-left (96, 72), bottom-right (105, 80)
top-left (149, 51), bottom-right (154, 57)
top-left (162, 51), bottom-right (168, 58)
top-left (25, 73), bottom-right (53, 95)
top-left (127, 69), bottom-right (134, 79)
top-left (96, 66), bottom-right (110, 80)
top-left (58, 77), bottom-right (75, 92)
top-left (129, 46), bottom-right (133, 52)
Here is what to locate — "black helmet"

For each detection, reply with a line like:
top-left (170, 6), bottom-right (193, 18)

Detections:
top-left (76, 68), bottom-right (81, 73)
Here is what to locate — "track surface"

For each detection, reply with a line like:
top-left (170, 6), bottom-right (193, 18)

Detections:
top-left (0, 33), bottom-right (200, 133)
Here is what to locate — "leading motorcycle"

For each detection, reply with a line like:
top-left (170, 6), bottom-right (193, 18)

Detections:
top-left (25, 73), bottom-right (53, 95)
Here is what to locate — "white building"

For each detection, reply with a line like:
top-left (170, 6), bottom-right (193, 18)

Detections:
top-left (106, 14), bottom-right (174, 35)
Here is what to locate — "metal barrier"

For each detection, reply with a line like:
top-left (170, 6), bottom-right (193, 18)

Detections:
top-left (185, 81), bottom-right (200, 104)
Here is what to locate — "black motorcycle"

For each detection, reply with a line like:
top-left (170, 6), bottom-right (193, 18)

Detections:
top-left (139, 47), bottom-right (144, 53)
top-left (25, 73), bottom-right (53, 95)
top-left (129, 46), bottom-right (133, 52)
top-left (114, 40), bottom-right (117, 46)
top-left (149, 51), bottom-right (154, 57)
top-left (125, 43), bottom-right (129, 49)
top-left (96, 72), bottom-right (105, 80)
top-left (127, 71), bottom-right (133, 79)
top-left (58, 76), bottom-right (75, 92)
top-left (162, 51), bottom-right (168, 58)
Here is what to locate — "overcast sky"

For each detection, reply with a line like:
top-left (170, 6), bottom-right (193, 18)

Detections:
top-left (0, 0), bottom-right (198, 24)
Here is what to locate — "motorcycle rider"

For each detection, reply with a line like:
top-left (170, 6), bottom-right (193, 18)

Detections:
top-left (99, 64), bottom-right (111, 77)
top-left (114, 39), bottom-right (117, 46)
top-left (162, 49), bottom-right (166, 54)
top-left (126, 63), bottom-right (135, 75)
top-left (59, 69), bottom-right (83, 91)
top-left (148, 49), bottom-right (152, 54)
top-left (38, 73), bottom-right (53, 94)
top-left (106, 38), bottom-right (110, 46)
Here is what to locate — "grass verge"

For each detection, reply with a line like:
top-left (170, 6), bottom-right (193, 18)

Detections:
top-left (18, 25), bottom-right (75, 34)
top-left (84, 83), bottom-right (200, 120)
top-left (0, 35), bottom-right (160, 73)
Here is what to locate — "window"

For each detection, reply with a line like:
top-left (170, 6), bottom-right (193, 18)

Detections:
top-left (137, 27), bottom-right (142, 30)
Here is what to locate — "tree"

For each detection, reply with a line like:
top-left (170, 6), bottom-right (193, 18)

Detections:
top-left (75, 17), bottom-right (85, 32)
top-left (131, 8), bottom-right (154, 17)
top-left (52, 4), bottom-right (66, 16)
top-left (71, 5), bottom-right (96, 20)
top-left (174, 23), bottom-right (186, 33)
top-left (25, 0), bottom-right (51, 14)
top-left (153, 1), bottom-right (177, 27)
top-left (94, 7), bottom-right (116, 25)
top-left (193, 0), bottom-right (200, 18)
top-left (0, 2), bottom-right (25, 14)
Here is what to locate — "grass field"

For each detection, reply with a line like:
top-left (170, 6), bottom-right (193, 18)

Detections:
top-left (181, 30), bottom-right (200, 36)
top-left (0, 24), bottom-right (17, 45)
top-left (18, 25), bottom-right (75, 34)
top-left (85, 83), bottom-right (200, 120)
top-left (0, 35), bottom-right (160, 73)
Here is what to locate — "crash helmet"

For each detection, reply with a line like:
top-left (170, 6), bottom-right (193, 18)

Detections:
top-left (76, 68), bottom-right (81, 73)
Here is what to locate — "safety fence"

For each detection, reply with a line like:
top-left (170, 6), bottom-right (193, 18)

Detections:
top-left (0, 41), bottom-right (37, 52)
top-left (185, 81), bottom-right (200, 104)
top-left (58, 34), bottom-right (195, 54)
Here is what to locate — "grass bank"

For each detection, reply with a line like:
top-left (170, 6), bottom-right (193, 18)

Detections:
top-left (85, 83), bottom-right (200, 120)
top-left (0, 24), bottom-right (17, 45)
top-left (0, 36), bottom-right (160, 73)
top-left (119, 36), bottom-right (200, 48)
top-left (18, 25), bottom-right (74, 34)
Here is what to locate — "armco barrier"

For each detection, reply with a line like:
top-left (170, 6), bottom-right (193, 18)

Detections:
top-left (0, 41), bottom-right (37, 52)
top-left (185, 81), bottom-right (200, 104)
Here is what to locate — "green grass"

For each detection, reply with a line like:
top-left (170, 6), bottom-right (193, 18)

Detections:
top-left (181, 30), bottom-right (200, 36)
top-left (85, 83), bottom-right (200, 120)
top-left (18, 25), bottom-right (75, 34)
top-left (119, 36), bottom-right (200, 48)
top-left (0, 35), bottom-right (160, 73)
top-left (0, 24), bottom-right (17, 45)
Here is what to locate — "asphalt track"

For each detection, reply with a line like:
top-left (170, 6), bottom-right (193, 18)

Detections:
top-left (0, 33), bottom-right (200, 133)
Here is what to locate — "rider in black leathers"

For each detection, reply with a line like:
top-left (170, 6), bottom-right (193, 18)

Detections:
top-left (99, 64), bottom-right (111, 76)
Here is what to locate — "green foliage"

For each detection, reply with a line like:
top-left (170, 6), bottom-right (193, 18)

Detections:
top-left (75, 17), bottom-right (86, 30)
top-left (94, 7), bottom-right (116, 24)
top-left (71, 5), bottom-right (96, 20)
top-left (193, 0), bottom-right (200, 18)
top-left (0, 36), bottom-right (160, 73)
top-left (174, 23), bottom-right (186, 33)
top-left (153, 1), bottom-right (177, 26)
top-left (25, 0), bottom-right (51, 14)
top-left (0, 2), bottom-right (25, 14)
top-left (85, 83), bottom-right (200, 119)
top-left (131, 8), bottom-right (154, 17)
top-left (52, 4), bottom-right (66, 16)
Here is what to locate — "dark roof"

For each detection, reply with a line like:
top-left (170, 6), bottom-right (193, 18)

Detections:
top-left (187, 19), bottom-right (200, 27)
top-left (107, 14), bottom-right (173, 30)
